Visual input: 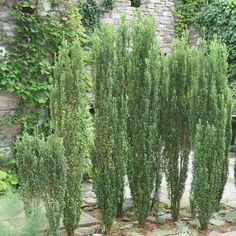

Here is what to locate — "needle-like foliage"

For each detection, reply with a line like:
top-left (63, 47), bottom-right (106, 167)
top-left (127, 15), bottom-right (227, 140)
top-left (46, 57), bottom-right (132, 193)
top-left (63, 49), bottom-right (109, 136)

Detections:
top-left (190, 40), bottom-right (232, 229)
top-left (163, 36), bottom-right (194, 221)
top-left (50, 39), bottom-right (92, 236)
top-left (127, 13), bottom-right (162, 226)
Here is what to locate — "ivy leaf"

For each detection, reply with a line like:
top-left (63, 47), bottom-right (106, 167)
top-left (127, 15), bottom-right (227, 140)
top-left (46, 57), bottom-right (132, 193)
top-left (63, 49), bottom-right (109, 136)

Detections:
top-left (37, 97), bottom-right (47, 104)
top-left (0, 171), bottom-right (8, 180)
top-left (0, 181), bottom-right (8, 191)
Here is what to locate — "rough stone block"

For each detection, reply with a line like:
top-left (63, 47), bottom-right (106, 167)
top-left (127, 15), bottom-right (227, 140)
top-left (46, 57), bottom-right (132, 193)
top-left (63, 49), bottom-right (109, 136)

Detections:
top-left (0, 93), bottom-right (21, 111)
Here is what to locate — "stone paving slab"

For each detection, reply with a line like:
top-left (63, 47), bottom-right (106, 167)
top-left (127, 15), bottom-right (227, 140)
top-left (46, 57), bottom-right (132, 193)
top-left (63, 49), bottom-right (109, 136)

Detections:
top-left (78, 212), bottom-right (101, 227)
top-left (123, 152), bottom-right (236, 209)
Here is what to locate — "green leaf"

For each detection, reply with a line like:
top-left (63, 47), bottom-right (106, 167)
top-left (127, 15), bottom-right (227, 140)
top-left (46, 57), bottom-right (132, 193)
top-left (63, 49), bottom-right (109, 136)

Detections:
top-left (0, 171), bottom-right (8, 180)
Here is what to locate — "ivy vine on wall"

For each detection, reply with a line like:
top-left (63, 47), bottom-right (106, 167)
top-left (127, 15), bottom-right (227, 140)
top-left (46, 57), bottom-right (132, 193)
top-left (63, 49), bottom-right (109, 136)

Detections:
top-left (174, 0), bottom-right (205, 38)
top-left (197, 0), bottom-right (236, 81)
top-left (0, 1), bottom-right (87, 132)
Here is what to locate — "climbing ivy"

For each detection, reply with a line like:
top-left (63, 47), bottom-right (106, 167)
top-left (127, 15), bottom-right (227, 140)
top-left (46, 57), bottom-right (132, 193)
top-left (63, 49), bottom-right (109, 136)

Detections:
top-left (197, 0), bottom-right (236, 80)
top-left (0, 2), bottom-right (87, 133)
top-left (80, 0), bottom-right (101, 30)
top-left (174, 0), bottom-right (205, 38)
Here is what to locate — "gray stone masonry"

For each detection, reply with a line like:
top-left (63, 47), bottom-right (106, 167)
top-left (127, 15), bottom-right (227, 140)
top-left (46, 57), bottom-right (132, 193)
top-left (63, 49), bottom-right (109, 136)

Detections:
top-left (0, 0), bottom-right (177, 157)
top-left (101, 0), bottom-right (175, 54)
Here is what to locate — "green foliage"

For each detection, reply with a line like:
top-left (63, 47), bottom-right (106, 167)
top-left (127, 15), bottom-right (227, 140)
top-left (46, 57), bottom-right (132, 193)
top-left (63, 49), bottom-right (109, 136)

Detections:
top-left (174, 0), bottom-right (204, 38)
top-left (92, 25), bottom-right (118, 232)
top-left (191, 123), bottom-right (217, 229)
top-left (50, 38), bottom-right (92, 236)
top-left (190, 40), bottom-right (232, 229)
top-left (163, 36), bottom-right (194, 221)
top-left (197, 0), bottom-right (236, 80)
top-left (225, 210), bottom-right (236, 223)
top-left (131, 0), bottom-right (141, 7)
top-left (100, 0), bottom-right (114, 12)
top-left (15, 132), bottom-right (67, 235)
top-left (0, 170), bottom-right (18, 193)
top-left (39, 135), bottom-right (67, 236)
top-left (235, 141), bottom-right (236, 188)
top-left (0, 190), bottom-right (44, 236)
top-left (0, 158), bottom-right (18, 193)
top-left (127, 13), bottom-right (162, 226)
top-left (113, 16), bottom-right (129, 216)
top-left (16, 132), bottom-right (42, 215)
top-left (92, 15), bottom-right (129, 231)
top-left (80, 0), bottom-right (101, 30)
top-left (0, 2), bottom-right (87, 133)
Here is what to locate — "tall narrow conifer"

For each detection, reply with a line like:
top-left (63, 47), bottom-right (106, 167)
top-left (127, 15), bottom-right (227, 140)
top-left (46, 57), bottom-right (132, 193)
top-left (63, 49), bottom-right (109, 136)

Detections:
top-left (163, 36), bottom-right (194, 221)
top-left (92, 25), bottom-right (117, 232)
top-left (190, 40), bottom-right (232, 229)
top-left (50, 39), bottom-right (91, 236)
top-left (127, 13), bottom-right (162, 226)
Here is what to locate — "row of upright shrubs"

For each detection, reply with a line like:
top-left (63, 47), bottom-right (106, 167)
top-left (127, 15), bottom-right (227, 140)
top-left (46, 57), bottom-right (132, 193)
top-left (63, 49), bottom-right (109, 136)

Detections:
top-left (92, 13), bottom-right (232, 231)
top-left (15, 39), bottom-right (92, 236)
top-left (15, 12), bottom-right (232, 235)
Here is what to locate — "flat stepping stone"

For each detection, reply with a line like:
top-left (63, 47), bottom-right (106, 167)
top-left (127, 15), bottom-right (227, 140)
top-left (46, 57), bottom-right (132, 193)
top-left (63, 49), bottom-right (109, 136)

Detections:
top-left (78, 211), bottom-right (101, 227)
top-left (208, 231), bottom-right (221, 236)
top-left (147, 216), bottom-right (156, 223)
top-left (147, 229), bottom-right (176, 236)
top-left (209, 232), bottom-right (236, 236)
top-left (189, 219), bottom-right (200, 228)
top-left (124, 232), bottom-right (144, 236)
top-left (209, 219), bottom-right (225, 227)
top-left (221, 232), bottom-right (236, 236)
top-left (74, 224), bottom-right (100, 236)
top-left (189, 229), bottom-right (198, 236)
top-left (121, 216), bottom-right (130, 222)
top-left (157, 213), bottom-right (172, 224)
top-left (120, 223), bottom-right (133, 230)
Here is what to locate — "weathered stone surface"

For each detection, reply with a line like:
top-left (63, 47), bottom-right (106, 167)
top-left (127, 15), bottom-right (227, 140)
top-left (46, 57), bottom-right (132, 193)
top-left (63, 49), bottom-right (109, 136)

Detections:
top-left (75, 225), bottom-right (99, 236)
top-left (100, 0), bottom-right (175, 54)
top-left (0, 93), bottom-right (20, 111)
top-left (189, 228), bottom-right (198, 236)
top-left (120, 223), bottom-right (133, 230)
top-left (209, 232), bottom-right (236, 236)
top-left (208, 231), bottom-right (221, 236)
top-left (189, 219), bottom-right (200, 228)
top-left (121, 216), bottom-right (130, 222)
top-left (209, 219), bottom-right (225, 227)
top-left (78, 212), bottom-right (101, 227)
top-left (124, 232), bottom-right (143, 236)
top-left (156, 213), bottom-right (172, 224)
top-left (147, 216), bottom-right (156, 223)
top-left (147, 229), bottom-right (176, 236)
top-left (0, 146), bottom-right (13, 157)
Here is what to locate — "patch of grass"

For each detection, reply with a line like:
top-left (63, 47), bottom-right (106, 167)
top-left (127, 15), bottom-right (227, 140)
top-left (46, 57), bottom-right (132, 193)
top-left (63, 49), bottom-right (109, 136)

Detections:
top-left (219, 203), bottom-right (228, 210)
top-left (110, 222), bottom-right (126, 232)
top-left (159, 223), bottom-right (173, 231)
top-left (127, 227), bottom-right (141, 233)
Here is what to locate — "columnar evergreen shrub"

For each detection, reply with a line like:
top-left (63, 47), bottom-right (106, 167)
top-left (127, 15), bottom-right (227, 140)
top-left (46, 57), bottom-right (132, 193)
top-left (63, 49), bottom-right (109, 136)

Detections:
top-left (190, 40), bottom-right (232, 229)
top-left (16, 132), bottom-right (42, 215)
top-left (127, 14), bottom-right (162, 226)
top-left (113, 16), bottom-right (129, 216)
top-left (0, 190), bottom-right (44, 236)
top-left (39, 135), bottom-right (67, 236)
top-left (92, 25), bottom-right (117, 232)
top-left (16, 132), bottom-right (67, 236)
top-left (50, 39), bottom-right (92, 236)
top-left (191, 122), bottom-right (217, 229)
top-left (163, 36), bottom-right (194, 221)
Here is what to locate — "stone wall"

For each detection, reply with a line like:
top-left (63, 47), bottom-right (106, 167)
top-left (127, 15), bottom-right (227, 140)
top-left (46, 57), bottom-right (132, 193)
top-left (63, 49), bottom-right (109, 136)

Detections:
top-left (0, 93), bottom-right (21, 158)
top-left (101, 0), bottom-right (175, 54)
top-left (0, 0), bottom-right (19, 158)
top-left (0, 0), bottom-right (176, 158)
